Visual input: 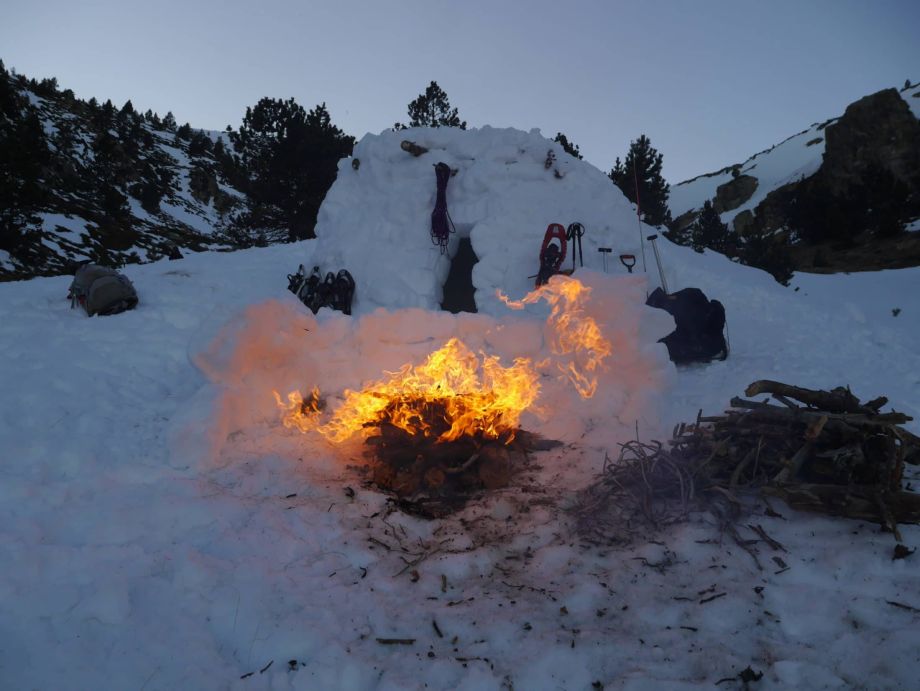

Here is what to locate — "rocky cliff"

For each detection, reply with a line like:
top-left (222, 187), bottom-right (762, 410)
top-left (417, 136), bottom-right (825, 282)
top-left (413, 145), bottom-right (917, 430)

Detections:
top-left (669, 82), bottom-right (920, 271)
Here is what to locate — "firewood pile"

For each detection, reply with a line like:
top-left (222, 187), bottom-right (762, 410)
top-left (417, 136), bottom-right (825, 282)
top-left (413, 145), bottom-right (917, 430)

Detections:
top-left (362, 397), bottom-right (559, 518)
top-left (578, 380), bottom-right (920, 541)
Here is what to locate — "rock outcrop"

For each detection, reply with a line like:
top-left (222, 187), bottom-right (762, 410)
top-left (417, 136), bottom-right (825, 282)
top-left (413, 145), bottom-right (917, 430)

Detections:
top-left (820, 88), bottom-right (920, 196)
top-left (743, 89), bottom-right (920, 238)
top-left (713, 174), bottom-right (758, 214)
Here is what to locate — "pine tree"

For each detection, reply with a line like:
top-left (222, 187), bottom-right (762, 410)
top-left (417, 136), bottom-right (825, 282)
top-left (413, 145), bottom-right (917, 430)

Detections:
top-left (36, 77), bottom-right (59, 97)
top-left (0, 70), bottom-right (49, 255)
top-left (229, 97), bottom-right (353, 241)
top-left (609, 135), bottom-right (672, 227)
top-left (665, 220), bottom-right (693, 247)
top-left (741, 232), bottom-right (794, 286)
top-left (690, 201), bottom-right (731, 253)
top-left (553, 132), bottom-right (582, 159)
top-left (399, 81), bottom-right (466, 129)
top-left (163, 111), bottom-right (177, 131)
top-left (188, 131), bottom-right (213, 157)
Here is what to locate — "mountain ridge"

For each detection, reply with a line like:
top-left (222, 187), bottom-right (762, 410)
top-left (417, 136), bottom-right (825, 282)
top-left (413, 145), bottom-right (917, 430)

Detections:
top-left (668, 82), bottom-right (920, 273)
top-left (0, 64), bottom-right (252, 281)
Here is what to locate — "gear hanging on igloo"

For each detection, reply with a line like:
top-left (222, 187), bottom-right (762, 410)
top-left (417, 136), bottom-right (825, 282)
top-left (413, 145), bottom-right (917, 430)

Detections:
top-left (566, 222), bottom-right (585, 271)
top-left (430, 162), bottom-right (456, 253)
top-left (535, 223), bottom-right (568, 287)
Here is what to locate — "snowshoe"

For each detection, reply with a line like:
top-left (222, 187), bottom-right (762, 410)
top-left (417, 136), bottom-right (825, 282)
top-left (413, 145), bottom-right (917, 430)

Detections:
top-left (310, 272), bottom-right (336, 313)
top-left (300, 266), bottom-right (322, 304)
top-left (287, 264), bottom-right (307, 296)
top-left (332, 269), bottom-right (356, 315)
top-left (535, 223), bottom-right (568, 287)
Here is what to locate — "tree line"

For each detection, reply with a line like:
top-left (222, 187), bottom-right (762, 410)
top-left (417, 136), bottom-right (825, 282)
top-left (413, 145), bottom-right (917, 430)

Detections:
top-left (2, 66), bottom-right (848, 284)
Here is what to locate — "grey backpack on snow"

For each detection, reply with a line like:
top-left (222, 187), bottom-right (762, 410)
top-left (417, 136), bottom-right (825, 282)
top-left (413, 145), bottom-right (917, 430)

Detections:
top-left (68, 264), bottom-right (139, 316)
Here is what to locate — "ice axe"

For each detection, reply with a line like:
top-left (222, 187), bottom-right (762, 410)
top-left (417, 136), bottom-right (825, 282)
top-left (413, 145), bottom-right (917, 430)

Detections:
top-left (646, 234), bottom-right (669, 294)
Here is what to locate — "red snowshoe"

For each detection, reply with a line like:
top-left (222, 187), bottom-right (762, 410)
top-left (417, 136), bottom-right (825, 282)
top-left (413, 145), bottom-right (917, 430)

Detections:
top-left (535, 223), bottom-right (568, 287)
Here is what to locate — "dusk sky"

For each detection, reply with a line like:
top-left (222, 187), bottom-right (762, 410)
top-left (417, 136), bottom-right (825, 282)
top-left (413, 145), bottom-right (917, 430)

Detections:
top-left (3, 0), bottom-right (918, 183)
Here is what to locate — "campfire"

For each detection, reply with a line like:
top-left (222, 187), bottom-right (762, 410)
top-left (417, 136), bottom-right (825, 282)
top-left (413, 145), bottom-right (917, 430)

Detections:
top-left (275, 337), bottom-right (542, 514)
top-left (275, 276), bottom-right (610, 514)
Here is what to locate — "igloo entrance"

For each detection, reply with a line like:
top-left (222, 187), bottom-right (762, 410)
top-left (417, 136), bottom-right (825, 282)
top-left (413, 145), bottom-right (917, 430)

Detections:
top-left (440, 237), bottom-right (479, 313)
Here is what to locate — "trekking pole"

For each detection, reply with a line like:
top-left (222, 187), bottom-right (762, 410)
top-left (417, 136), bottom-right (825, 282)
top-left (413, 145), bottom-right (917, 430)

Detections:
top-left (597, 247), bottom-right (612, 273)
top-left (566, 223), bottom-right (585, 271)
top-left (647, 234), bottom-right (669, 294)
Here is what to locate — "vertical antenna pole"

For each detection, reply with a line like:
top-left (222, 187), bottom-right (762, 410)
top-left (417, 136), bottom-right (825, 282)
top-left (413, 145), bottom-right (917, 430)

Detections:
top-left (633, 157), bottom-right (648, 274)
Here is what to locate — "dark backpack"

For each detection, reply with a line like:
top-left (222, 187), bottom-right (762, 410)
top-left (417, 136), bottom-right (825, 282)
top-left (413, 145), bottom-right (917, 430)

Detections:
top-left (69, 264), bottom-right (139, 316)
top-left (646, 287), bottom-right (727, 364)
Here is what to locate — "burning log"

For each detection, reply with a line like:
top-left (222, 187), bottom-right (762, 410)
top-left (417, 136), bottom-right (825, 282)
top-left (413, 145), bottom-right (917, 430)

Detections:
top-left (359, 397), bottom-right (560, 517)
top-left (578, 380), bottom-right (920, 541)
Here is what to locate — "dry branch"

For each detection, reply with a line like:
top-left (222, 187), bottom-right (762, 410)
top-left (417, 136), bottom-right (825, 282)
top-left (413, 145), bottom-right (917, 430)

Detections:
top-left (578, 380), bottom-right (920, 542)
top-left (745, 380), bottom-right (882, 414)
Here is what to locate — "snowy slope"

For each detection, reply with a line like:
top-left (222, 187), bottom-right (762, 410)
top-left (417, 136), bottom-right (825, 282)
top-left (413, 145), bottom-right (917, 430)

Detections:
top-left (903, 82), bottom-right (920, 119)
top-left (669, 123), bottom-right (829, 227)
top-left (671, 81), bottom-right (920, 229)
top-left (1, 126), bottom-right (919, 690)
top-left (1, 81), bottom-right (242, 279)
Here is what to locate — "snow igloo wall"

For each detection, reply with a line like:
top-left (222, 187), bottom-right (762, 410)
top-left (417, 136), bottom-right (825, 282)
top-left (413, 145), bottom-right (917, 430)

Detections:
top-left (311, 126), bottom-right (655, 315)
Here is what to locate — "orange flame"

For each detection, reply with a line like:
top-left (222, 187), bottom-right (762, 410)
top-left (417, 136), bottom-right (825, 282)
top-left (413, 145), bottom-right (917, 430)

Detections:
top-left (498, 275), bottom-right (611, 398)
top-left (274, 338), bottom-right (539, 444)
top-left (276, 276), bottom-right (610, 445)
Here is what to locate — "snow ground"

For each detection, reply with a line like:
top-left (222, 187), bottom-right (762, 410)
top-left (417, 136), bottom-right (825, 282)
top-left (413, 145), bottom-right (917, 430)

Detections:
top-left (1, 126), bottom-right (919, 690)
top-left (1, 243), bottom-right (917, 690)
